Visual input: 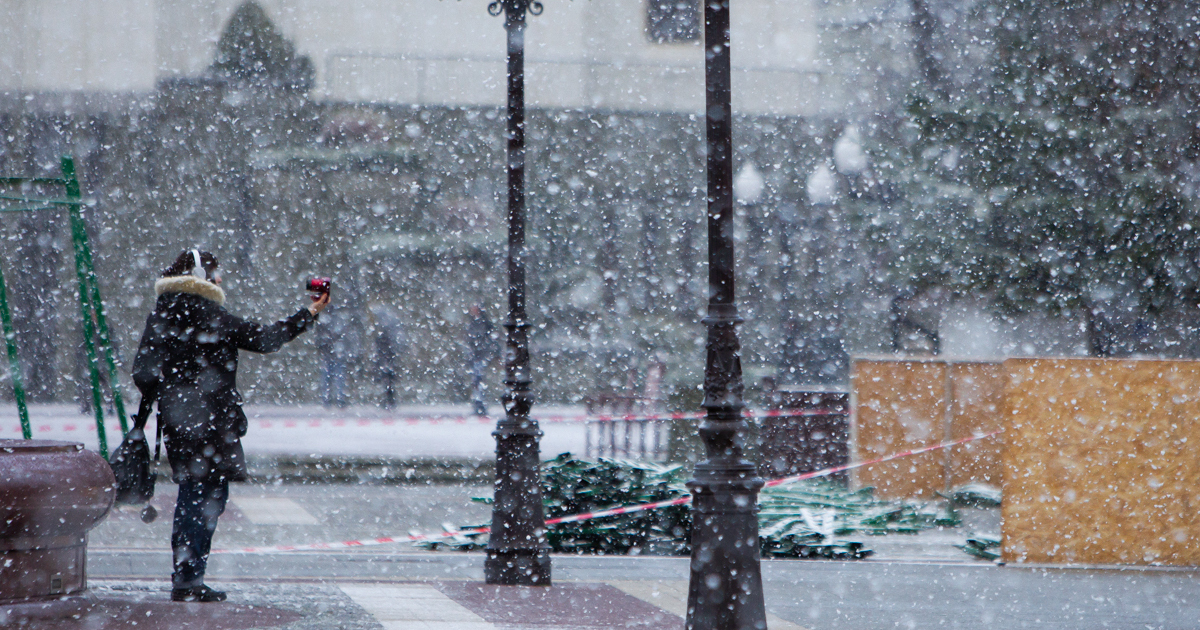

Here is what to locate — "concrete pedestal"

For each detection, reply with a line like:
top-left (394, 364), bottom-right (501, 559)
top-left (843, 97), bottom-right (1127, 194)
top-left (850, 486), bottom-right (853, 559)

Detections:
top-left (0, 439), bottom-right (114, 614)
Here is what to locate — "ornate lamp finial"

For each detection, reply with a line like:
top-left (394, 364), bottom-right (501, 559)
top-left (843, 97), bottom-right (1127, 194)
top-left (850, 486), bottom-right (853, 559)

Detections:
top-left (488, 0), bottom-right (543, 16)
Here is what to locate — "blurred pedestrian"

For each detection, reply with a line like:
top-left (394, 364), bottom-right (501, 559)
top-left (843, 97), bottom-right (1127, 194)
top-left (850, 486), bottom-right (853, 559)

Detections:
top-left (369, 303), bottom-right (407, 410)
top-left (640, 352), bottom-right (668, 413)
top-left (133, 249), bottom-right (328, 602)
top-left (778, 318), bottom-right (807, 384)
top-left (466, 305), bottom-right (498, 416)
top-left (315, 303), bottom-right (359, 408)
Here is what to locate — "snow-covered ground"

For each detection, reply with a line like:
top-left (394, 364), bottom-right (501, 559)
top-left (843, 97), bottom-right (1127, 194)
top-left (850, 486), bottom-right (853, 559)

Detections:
top-left (0, 403), bottom-right (590, 459)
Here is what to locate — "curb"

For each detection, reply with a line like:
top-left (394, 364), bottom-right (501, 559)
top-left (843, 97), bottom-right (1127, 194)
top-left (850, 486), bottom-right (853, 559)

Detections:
top-left (245, 456), bottom-right (495, 484)
top-left (145, 457), bottom-right (496, 485)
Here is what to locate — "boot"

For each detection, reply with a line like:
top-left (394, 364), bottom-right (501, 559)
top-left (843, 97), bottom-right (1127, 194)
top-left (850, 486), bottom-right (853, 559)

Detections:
top-left (172, 584), bottom-right (227, 602)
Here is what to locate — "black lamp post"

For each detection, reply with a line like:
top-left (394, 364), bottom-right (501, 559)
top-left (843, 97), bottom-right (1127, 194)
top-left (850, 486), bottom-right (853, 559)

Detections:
top-left (483, 0), bottom-right (552, 586)
top-left (685, 1), bottom-right (768, 629)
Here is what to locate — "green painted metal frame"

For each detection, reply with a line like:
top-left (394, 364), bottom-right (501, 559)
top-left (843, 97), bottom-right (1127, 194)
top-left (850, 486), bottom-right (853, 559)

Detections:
top-left (0, 156), bottom-right (128, 458)
top-left (0, 259), bottom-right (29, 440)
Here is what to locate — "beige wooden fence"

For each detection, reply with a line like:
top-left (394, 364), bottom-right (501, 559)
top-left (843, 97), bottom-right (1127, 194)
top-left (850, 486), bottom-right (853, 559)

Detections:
top-left (852, 356), bottom-right (1200, 566)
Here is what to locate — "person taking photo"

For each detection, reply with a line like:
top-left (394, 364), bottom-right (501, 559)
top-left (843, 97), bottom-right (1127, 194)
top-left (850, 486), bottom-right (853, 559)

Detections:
top-left (132, 250), bottom-right (330, 602)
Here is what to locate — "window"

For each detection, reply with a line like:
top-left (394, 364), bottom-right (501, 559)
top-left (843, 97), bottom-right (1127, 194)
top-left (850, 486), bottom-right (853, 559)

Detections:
top-left (646, 0), bottom-right (701, 44)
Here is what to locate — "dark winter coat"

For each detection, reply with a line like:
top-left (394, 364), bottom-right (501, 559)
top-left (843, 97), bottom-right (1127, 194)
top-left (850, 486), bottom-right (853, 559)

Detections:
top-left (132, 275), bottom-right (314, 483)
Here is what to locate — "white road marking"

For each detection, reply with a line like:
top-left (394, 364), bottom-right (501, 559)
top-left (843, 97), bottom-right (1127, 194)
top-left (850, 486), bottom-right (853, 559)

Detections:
top-left (609, 580), bottom-right (811, 630)
top-left (230, 497), bottom-right (319, 525)
top-left (340, 583), bottom-right (494, 630)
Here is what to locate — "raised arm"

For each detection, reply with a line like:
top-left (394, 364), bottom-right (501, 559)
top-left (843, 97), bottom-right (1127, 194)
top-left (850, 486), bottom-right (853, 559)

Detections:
top-left (225, 308), bottom-right (316, 353)
top-left (225, 292), bottom-right (329, 353)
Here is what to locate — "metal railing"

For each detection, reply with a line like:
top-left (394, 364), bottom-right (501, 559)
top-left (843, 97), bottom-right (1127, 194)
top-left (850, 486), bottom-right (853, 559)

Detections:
top-left (584, 415), bottom-right (671, 461)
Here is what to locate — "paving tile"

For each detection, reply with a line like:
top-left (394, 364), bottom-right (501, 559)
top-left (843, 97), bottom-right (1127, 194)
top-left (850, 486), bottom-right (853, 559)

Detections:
top-left (610, 580), bottom-right (810, 630)
top-left (2, 590), bottom-right (301, 630)
top-left (434, 581), bottom-right (682, 629)
top-left (230, 498), bottom-right (320, 525)
top-left (83, 581), bottom-right (380, 630)
top-left (341, 583), bottom-right (495, 629)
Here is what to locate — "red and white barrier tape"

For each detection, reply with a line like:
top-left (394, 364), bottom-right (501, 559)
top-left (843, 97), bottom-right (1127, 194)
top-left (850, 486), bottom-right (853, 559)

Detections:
top-left (761, 429), bottom-right (1001, 488)
top-left (0, 408), bottom-right (851, 436)
top-left (241, 409), bottom-right (846, 429)
top-left (576, 408), bottom-right (850, 424)
top-left (212, 429), bottom-right (1000, 555)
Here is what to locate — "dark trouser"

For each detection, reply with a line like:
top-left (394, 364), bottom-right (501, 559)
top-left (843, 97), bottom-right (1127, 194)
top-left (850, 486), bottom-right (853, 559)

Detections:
top-left (380, 371), bottom-right (397, 409)
top-left (322, 356), bottom-right (348, 407)
top-left (470, 359), bottom-right (488, 415)
top-left (171, 476), bottom-right (229, 589)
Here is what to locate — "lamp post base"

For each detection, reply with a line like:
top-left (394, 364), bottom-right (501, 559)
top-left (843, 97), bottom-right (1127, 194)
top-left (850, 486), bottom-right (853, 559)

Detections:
top-left (485, 415), bottom-right (551, 586)
top-left (686, 467), bottom-right (767, 630)
top-left (484, 548), bottom-right (552, 586)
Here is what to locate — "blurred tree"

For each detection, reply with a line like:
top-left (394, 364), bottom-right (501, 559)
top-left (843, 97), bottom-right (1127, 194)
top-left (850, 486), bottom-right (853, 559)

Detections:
top-left (894, 0), bottom-right (1200, 355)
top-left (211, 1), bottom-right (314, 92)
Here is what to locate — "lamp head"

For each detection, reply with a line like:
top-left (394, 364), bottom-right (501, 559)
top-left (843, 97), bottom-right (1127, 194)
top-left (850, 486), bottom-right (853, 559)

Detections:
top-left (734, 163), bottom-right (765, 205)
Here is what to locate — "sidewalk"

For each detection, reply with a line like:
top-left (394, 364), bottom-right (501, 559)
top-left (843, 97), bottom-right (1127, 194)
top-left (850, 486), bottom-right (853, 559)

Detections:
top-left (21, 551), bottom-right (1200, 629)
top-left (65, 481), bottom-right (1200, 629)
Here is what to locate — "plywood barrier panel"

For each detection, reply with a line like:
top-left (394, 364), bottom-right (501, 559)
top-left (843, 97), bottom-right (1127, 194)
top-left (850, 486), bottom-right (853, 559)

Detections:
top-left (948, 362), bottom-right (1006, 488)
top-left (851, 359), bottom-right (947, 499)
top-left (1001, 358), bottom-right (1200, 566)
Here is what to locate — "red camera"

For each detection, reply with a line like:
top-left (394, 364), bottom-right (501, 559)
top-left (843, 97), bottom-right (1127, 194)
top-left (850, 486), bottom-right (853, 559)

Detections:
top-left (305, 277), bottom-right (331, 300)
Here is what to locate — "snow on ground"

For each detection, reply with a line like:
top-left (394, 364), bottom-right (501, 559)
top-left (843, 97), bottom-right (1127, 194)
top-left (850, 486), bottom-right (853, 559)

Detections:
top-left (0, 403), bottom-right (589, 459)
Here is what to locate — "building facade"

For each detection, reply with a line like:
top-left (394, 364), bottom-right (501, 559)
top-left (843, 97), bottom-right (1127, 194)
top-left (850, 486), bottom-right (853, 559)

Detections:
top-left (0, 0), bottom-right (922, 406)
top-left (1, 0), bottom-right (913, 116)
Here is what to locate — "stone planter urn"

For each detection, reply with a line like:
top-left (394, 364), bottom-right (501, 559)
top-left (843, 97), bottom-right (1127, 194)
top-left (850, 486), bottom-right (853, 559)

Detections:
top-left (0, 439), bottom-right (114, 612)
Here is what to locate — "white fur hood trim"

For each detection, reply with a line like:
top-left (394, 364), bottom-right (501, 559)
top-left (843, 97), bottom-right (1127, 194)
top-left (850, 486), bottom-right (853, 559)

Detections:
top-left (155, 275), bottom-right (226, 306)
